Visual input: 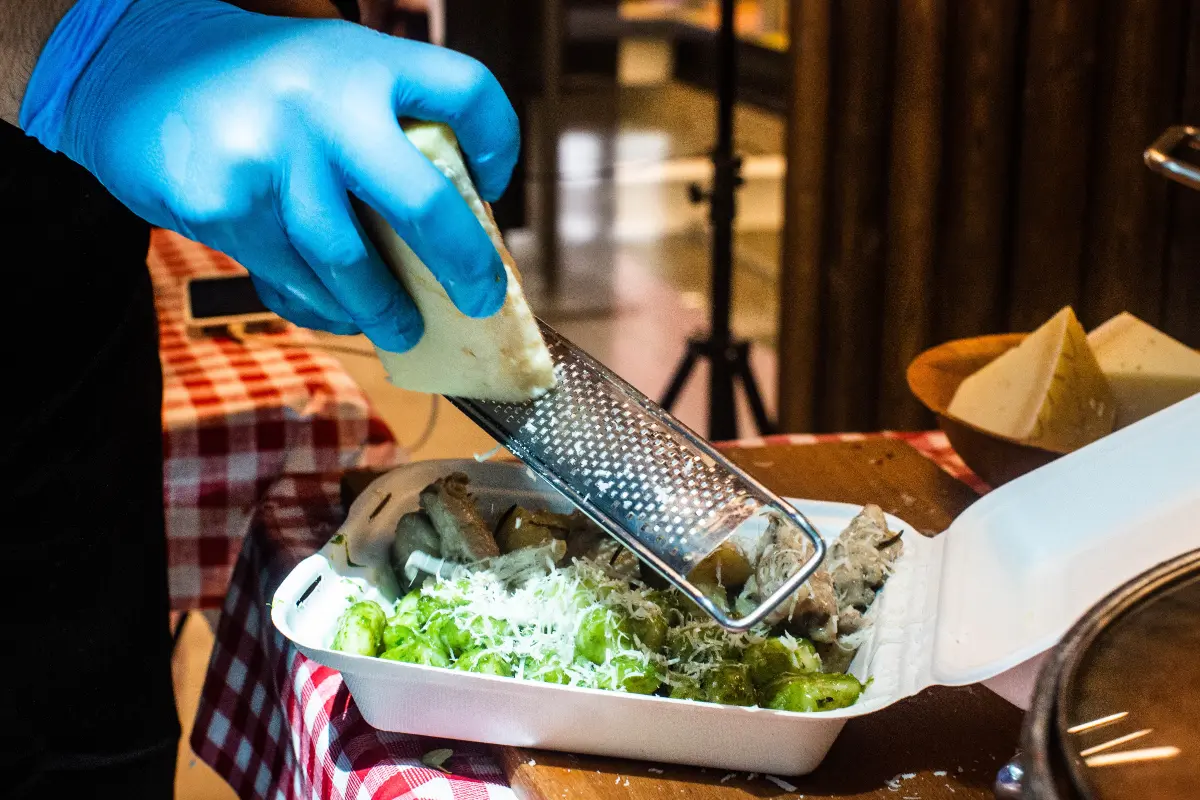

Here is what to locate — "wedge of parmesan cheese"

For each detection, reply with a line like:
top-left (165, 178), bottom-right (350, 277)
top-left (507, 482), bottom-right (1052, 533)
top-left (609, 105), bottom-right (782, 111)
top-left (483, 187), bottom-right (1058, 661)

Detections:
top-left (947, 306), bottom-right (1114, 452)
top-left (354, 122), bottom-right (555, 402)
top-left (1088, 312), bottom-right (1200, 429)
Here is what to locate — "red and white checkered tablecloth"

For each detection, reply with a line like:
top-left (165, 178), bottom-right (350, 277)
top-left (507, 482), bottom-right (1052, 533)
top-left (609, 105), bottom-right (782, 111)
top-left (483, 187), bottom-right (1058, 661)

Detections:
top-left (151, 230), bottom-right (400, 610)
top-left (192, 430), bottom-right (985, 800)
top-left (192, 473), bottom-right (516, 800)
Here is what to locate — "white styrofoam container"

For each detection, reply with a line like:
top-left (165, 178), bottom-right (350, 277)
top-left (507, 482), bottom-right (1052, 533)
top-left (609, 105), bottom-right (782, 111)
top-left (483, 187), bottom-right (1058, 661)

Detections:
top-left (272, 394), bottom-right (1200, 775)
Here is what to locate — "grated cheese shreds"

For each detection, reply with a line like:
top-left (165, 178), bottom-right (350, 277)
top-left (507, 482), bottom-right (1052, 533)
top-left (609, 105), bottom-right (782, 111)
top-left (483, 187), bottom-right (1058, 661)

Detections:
top-left (402, 551), bottom-right (776, 693)
top-left (473, 445), bottom-right (503, 462)
top-left (837, 600), bottom-right (882, 651)
top-left (766, 775), bottom-right (797, 792)
top-left (412, 555), bottom-right (655, 689)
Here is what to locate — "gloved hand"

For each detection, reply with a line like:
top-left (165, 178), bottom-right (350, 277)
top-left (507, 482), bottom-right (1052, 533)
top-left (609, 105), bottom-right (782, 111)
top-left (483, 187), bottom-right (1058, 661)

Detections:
top-left (20, 0), bottom-right (519, 352)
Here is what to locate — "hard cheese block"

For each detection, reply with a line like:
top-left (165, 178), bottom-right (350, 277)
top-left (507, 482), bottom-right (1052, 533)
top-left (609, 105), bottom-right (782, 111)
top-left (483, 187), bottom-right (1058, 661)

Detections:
top-left (948, 306), bottom-right (1114, 452)
top-left (353, 122), bottom-right (555, 402)
top-left (1088, 312), bottom-right (1200, 429)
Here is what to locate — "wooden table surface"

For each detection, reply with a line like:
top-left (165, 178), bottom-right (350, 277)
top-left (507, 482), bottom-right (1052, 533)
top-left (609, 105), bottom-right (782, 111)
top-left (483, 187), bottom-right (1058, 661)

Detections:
top-left (496, 438), bottom-right (1024, 799)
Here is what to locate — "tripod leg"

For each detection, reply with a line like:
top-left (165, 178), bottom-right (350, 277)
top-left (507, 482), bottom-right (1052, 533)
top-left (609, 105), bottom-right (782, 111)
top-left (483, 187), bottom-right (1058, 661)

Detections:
top-left (734, 351), bottom-right (776, 435)
top-left (709, 344), bottom-right (738, 441)
top-left (660, 343), bottom-right (701, 412)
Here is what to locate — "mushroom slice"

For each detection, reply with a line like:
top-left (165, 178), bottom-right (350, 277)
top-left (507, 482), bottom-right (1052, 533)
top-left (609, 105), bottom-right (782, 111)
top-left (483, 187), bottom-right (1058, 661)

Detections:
top-left (494, 505), bottom-right (561, 555)
top-left (688, 541), bottom-right (753, 592)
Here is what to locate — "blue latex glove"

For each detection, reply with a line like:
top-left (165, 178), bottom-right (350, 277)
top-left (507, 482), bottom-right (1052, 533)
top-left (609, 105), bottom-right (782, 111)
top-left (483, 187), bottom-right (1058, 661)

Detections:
top-left (20, 0), bottom-right (519, 352)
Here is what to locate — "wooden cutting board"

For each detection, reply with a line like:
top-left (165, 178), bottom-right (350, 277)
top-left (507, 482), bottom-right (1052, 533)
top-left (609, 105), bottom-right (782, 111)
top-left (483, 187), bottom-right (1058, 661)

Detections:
top-left (495, 438), bottom-right (1024, 800)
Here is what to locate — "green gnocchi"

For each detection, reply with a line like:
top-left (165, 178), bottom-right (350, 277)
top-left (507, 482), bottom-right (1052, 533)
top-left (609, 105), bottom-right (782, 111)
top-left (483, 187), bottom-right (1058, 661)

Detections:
top-left (330, 552), bottom-right (865, 712)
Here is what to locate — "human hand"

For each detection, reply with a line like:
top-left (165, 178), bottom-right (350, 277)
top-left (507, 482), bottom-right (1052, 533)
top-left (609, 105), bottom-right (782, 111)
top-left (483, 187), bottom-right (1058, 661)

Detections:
top-left (21, 0), bottom-right (518, 351)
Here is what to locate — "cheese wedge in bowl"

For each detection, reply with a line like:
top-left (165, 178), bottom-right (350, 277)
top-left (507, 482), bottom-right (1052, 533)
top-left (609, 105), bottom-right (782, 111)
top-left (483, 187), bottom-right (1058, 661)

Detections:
top-left (352, 122), bottom-right (556, 403)
top-left (947, 306), bottom-right (1115, 453)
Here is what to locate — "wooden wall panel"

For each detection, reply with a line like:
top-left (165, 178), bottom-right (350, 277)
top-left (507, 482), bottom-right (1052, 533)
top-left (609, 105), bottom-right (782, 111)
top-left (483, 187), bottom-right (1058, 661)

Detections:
top-left (815, 2), bottom-right (895, 431)
top-left (877, 0), bottom-right (947, 430)
top-left (777, 0), bottom-right (833, 432)
top-left (1008, 0), bottom-right (1099, 331)
top-left (1081, 0), bottom-right (1187, 328)
top-left (933, 0), bottom-right (1022, 343)
top-left (1161, 0), bottom-right (1200, 345)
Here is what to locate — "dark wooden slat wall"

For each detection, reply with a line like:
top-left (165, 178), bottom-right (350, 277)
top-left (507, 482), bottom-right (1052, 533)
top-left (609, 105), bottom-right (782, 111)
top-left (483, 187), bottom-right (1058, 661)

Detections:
top-left (777, 0), bottom-right (833, 431)
top-left (1081, 0), bottom-right (1186, 326)
top-left (1008, 0), bottom-right (1099, 332)
top-left (816, 2), bottom-right (895, 432)
top-left (933, 0), bottom-right (1022, 344)
top-left (1163, 0), bottom-right (1200, 346)
top-left (778, 0), bottom-right (1200, 434)
top-left (877, 0), bottom-right (946, 430)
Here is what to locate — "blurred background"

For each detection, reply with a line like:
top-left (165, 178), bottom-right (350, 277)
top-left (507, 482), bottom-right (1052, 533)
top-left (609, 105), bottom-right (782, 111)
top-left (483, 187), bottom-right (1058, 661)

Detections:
top-left (323, 0), bottom-right (1200, 452)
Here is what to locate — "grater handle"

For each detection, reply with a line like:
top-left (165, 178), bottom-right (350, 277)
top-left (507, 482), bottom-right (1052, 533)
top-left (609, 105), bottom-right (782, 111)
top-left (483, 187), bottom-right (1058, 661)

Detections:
top-left (1144, 125), bottom-right (1200, 190)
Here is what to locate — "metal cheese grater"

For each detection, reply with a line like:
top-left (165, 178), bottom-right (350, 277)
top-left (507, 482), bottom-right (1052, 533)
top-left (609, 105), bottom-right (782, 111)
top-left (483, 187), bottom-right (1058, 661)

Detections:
top-left (447, 320), bottom-right (826, 632)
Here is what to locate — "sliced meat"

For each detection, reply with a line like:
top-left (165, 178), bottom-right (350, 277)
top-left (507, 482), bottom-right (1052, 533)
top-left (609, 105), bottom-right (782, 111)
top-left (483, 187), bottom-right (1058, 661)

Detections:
top-left (815, 640), bottom-right (857, 675)
top-left (728, 506), bottom-right (901, 661)
top-left (836, 606), bottom-right (867, 637)
top-left (585, 536), bottom-right (641, 581)
top-left (753, 515), bottom-right (839, 642)
top-left (609, 548), bottom-right (641, 581)
top-left (478, 540), bottom-right (567, 586)
top-left (828, 504), bottom-right (902, 627)
top-left (390, 511), bottom-right (442, 591)
top-left (557, 510), bottom-right (642, 580)
top-left (524, 509), bottom-right (577, 537)
top-left (419, 473), bottom-right (499, 562)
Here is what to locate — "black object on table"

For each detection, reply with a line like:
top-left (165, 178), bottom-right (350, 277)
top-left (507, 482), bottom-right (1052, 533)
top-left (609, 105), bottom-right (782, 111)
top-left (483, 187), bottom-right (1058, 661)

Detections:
top-left (340, 468), bottom-right (391, 514)
top-left (658, 0), bottom-right (775, 442)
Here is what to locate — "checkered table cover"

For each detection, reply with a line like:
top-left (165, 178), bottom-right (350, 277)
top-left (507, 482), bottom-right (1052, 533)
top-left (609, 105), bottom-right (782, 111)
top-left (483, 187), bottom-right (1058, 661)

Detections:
top-left (192, 430), bottom-right (985, 800)
top-left (151, 230), bottom-right (399, 610)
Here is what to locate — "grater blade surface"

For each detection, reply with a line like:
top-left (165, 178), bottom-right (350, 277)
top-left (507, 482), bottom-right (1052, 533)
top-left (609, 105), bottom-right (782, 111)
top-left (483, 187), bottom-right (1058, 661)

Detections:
top-left (448, 320), bottom-right (826, 631)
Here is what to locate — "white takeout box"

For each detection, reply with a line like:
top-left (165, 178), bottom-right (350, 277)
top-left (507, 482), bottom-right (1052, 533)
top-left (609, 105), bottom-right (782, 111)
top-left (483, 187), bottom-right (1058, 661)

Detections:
top-left (272, 395), bottom-right (1200, 775)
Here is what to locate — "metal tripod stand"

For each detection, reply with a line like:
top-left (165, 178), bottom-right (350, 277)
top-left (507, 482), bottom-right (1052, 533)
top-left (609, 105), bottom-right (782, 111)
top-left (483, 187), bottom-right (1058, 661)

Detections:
top-left (659, 0), bottom-right (775, 441)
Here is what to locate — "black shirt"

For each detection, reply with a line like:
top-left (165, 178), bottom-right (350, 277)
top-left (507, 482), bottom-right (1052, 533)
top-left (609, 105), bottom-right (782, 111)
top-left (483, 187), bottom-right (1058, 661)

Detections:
top-left (0, 120), bottom-right (151, 409)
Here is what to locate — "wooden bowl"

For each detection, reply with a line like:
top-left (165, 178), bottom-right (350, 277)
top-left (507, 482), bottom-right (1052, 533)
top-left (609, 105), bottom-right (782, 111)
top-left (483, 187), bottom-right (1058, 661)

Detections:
top-left (907, 333), bottom-right (1067, 488)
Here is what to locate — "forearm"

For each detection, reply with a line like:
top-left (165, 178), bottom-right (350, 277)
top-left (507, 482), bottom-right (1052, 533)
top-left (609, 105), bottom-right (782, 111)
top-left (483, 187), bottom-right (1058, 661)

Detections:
top-left (0, 0), bottom-right (78, 125)
top-left (1, 0), bottom-right (341, 128)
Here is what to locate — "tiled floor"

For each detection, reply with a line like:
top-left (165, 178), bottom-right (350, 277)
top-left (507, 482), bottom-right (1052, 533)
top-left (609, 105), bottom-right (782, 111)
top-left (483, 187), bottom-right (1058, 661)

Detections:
top-left (174, 50), bottom-right (785, 799)
top-left (174, 613), bottom-right (238, 800)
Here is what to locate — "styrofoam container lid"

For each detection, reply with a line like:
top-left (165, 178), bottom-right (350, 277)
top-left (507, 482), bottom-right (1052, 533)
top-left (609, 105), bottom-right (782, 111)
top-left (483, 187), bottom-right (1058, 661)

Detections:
top-left (932, 393), bottom-right (1200, 693)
